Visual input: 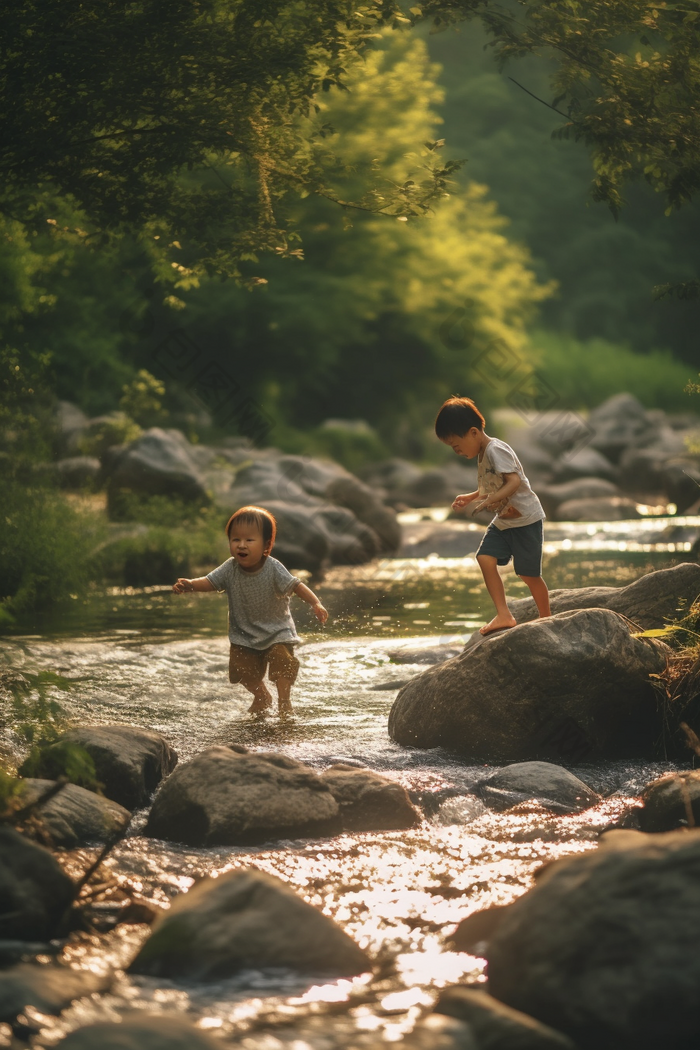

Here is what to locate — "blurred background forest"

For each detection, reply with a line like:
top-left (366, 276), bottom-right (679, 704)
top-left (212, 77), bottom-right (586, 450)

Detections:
top-left (2, 4), bottom-right (699, 619)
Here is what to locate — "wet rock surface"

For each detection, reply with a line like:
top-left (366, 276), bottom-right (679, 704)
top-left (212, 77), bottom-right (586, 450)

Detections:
top-left (145, 746), bottom-right (341, 845)
top-left (19, 779), bottom-right (130, 847)
top-left (104, 427), bottom-right (210, 504)
top-left (0, 963), bottom-right (110, 1023)
top-left (501, 562), bottom-right (700, 633)
top-left (435, 986), bottom-right (575, 1050)
top-left (0, 828), bottom-right (74, 940)
top-left (638, 769), bottom-right (700, 832)
top-left (320, 764), bottom-right (421, 831)
top-left (389, 610), bottom-right (669, 762)
top-left (54, 1014), bottom-right (221, 1050)
top-left (129, 868), bottom-right (371, 979)
top-left (486, 829), bottom-right (700, 1050)
top-left (32, 725), bottom-right (178, 810)
top-left (473, 762), bottom-right (600, 814)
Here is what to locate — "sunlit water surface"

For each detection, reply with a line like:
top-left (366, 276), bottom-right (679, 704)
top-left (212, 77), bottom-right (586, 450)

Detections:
top-left (0, 516), bottom-right (697, 1048)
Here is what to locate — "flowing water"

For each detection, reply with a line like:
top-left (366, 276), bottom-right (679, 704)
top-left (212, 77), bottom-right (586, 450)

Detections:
top-left (1, 516), bottom-right (698, 1048)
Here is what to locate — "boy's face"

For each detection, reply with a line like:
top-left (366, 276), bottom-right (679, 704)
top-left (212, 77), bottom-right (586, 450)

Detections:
top-left (229, 522), bottom-right (269, 570)
top-left (441, 428), bottom-right (482, 459)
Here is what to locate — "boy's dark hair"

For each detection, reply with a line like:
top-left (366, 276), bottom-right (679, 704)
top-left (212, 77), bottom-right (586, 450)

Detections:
top-left (434, 396), bottom-right (486, 439)
top-left (225, 505), bottom-right (277, 549)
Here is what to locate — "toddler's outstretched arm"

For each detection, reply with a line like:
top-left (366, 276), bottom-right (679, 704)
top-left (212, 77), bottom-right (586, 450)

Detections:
top-left (294, 581), bottom-right (329, 624)
top-left (173, 577), bottom-right (216, 593)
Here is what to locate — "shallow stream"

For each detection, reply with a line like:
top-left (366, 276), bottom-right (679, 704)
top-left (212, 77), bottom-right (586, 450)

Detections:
top-left (1, 516), bottom-right (698, 1048)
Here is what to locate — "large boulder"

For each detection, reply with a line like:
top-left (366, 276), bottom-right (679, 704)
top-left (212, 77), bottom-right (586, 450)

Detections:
top-left (0, 828), bottom-right (74, 940)
top-left (388, 610), bottom-right (668, 763)
top-left (587, 393), bottom-right (649, 463)
top-left (19, 779), bottom-right (130, 847)
top-left (105, 428), bottom-right (209, 504)
top-left (537, 477), bottom-right (619, 519)
top-left (320, 765), bottom-right (421, 831)
top-left (638, 770), bottom-right (700, 832)
top-left (326, 474), bottom-right (401, 551)
top-left (503, 562), bottom-right (700, 632)
top-left (485, 829), bottom-right (700, 1050)
top-left (31, 725), bottom-right (178, 810)
top-left (472, 762), bottom-right (600, 814)
top-left (435, 987), bottom-right (575, 1050)
top-left (56, 456), bottom-right (101, 490)
top-left (0, 963), bottom-right (109, 1023)
top-left (129, 868), bottom-right (371, 979)
top-left (144, 746), bottom-right (341, 846)
top-left (554, 496), bottom-right (640, 522)
top-left (256, 500), bottom-right (330, 573)
top-left (552, 447), bottom-right (617, 483)
top-left (55, 1015), bottom-right (220, 1050)
top-left (53, 400), bottom-right (88, 455)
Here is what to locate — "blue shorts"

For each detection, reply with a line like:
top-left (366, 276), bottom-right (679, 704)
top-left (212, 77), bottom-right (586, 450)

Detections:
top-left (476, 519), bottom-right (544, 577)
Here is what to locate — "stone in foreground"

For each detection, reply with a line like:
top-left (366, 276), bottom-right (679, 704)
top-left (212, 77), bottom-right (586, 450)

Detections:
top-left (55, 1014), bottom-right (220, 1050)
top-left (321, 764), bottom-right (421, 831)
top-left (638, 770), bottom-right (700, 832)
top-left (129, 868), bottom-right (371, 979)
top-left (486, 829), bottom-right (700, 1050)
top-left (145, 746), bottom-right (340, 846)
top-left (32, 725), bottom-right (178, 810)
top-left (435, 987), bottom-right (575, 1050)
top-left (0, 828), bottom-right (74, 940)
top-left (389, 610), bottom-right (668, 763)
top-left (20, 779), bottom-right (130, 847)
top-left (0, 963), bottom-right (110, 1023)
top-left (473, 762), bottom-right (600, 814)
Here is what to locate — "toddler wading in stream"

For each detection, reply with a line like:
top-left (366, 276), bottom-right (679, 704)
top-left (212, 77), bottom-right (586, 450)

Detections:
top-left (172, 505), bottom-right (328, 717)
top-left (435, 396), bottom-right (551, 636)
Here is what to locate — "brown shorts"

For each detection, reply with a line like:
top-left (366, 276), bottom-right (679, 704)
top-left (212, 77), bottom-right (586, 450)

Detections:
top-left (228, 643), bottom-right (300, 685)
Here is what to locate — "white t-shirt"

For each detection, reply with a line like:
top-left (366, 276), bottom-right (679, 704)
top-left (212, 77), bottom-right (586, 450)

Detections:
top-left (477, 438), bottom-right (545, 531)
top-left (206, 556), bottom-right (301, 648)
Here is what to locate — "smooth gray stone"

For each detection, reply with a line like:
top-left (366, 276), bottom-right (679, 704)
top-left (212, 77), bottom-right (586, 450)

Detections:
top-left (0, 963), bottom-right (110, 1022)
top-left (472, 762), bottom-right (600, 814)
top-left (321, 764), bottom-right (420, 831)
top-left (436, 987), bottom-right (575, 1049)
top-left (638, 770), bottom-right (700, 832)
top-left (20, 779), bottom-right (130, 847)
top-left (0, 828), bottom-right (74, 941)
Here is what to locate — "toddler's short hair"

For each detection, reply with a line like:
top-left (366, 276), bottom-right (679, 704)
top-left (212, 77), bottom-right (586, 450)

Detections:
top-left (435, 396), bottom-right (486, 438)
top-left (225, 505), bottom-right (277, 549)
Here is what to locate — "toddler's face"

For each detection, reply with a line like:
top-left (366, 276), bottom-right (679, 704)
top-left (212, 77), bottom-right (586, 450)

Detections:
top-left (441, 428), bottom-right (482, 459)
top-left (229, 524), bottom-right (267, 570)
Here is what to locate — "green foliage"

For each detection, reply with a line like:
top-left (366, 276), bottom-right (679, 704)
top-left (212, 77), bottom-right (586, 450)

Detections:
top-left (0, 766), bottom-right (25, 816)
top-left (528, 331), bottom-right (696, 412)
top-left (119, 370), bottom-right (166, 427)
top-left (0, 670), bottom-right (100, 791)
top-left (1, 0), bottom-right (457, 280)
top-left (425, 24), bottom-right (700, 363)
top-left (78, 412), bottom-right (142, 457)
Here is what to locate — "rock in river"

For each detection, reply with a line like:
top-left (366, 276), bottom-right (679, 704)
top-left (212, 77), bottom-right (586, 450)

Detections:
top-left (32, 725), bottom-right (178, 810)
top-left (55, 1014), bottom-right (220, 1050)
top-left (320, 764), bottom-right (421, 831)
top-left (129, 868), bottom-right (371, 979)
top-left (486, 828), bottom-right (700, 1050)
top-left (388, 610), bottom-right (668, 763)
top-left (435, 986), bottom-right (575, 1050)
top-left (19, 779), bottom-right (130, 847)
top-left (638, 769), bottom-right (700, 832)
top-left (472, 762), bottom-right (600, 814)
top-left (501, 562), bottom-right (700, 634)
top-left (0, 828), bottom-right (74, 940)
top-left (145, 746), bottom-right (340, 846)
top-left (0, 963), bottom-right (110, 1023)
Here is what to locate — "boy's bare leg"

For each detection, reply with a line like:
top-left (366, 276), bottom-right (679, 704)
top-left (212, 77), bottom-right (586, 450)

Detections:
top-left (477, 554), bottom-right (517, 636)
top-left (242, 677), bottom-right (273, 715)
top-left (275, 677), bottom-right (294, 717)
top-left (519, 575), bottom-right (551, 618)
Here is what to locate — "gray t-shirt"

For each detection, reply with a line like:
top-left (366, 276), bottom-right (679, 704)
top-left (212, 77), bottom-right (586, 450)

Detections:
top-left (477, 437), bottom-right (545, 531)
top-left (206, 556), bottom-right (301, 649)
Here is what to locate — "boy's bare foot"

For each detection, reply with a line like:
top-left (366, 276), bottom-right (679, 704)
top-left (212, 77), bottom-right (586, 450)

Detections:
top-left (248, 696), bottom-right (272, 715)
top-left (278, 701), bottom-right (293, 719)
top-left (479, 613), bottom-right (517, 636)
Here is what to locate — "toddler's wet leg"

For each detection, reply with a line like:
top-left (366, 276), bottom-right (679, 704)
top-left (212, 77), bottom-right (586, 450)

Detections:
top-left (519, 575), bottom-right (551, 619)
top-left (242, 677), bottom-right (273, 714)
top-left (477, 554), bottom-right (517, 636)
top-left (276, 677), bottom-right (294, 718)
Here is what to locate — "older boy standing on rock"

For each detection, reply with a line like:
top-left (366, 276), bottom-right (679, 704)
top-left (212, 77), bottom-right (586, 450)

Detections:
top-left (435, 396), bottom-right (550, 636)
